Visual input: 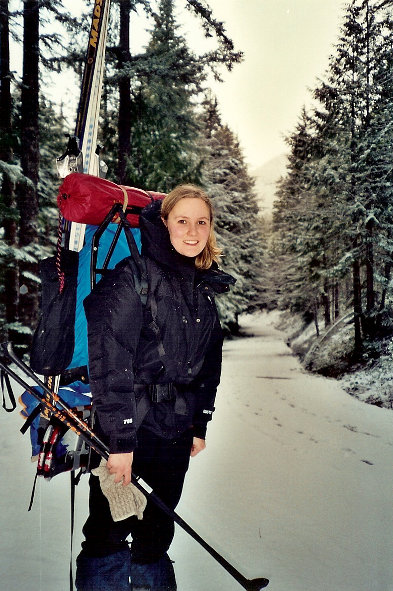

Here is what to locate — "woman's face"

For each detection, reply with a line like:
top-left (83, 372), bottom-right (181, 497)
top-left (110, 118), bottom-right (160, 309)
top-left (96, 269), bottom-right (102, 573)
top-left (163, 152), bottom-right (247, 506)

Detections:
top-left (163, 197), bottom-right (211, 258)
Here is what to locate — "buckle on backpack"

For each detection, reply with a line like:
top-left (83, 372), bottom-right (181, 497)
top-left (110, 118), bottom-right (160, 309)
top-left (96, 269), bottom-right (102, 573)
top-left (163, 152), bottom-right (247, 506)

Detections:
top-left (149, 383), bottom-right (175, 403)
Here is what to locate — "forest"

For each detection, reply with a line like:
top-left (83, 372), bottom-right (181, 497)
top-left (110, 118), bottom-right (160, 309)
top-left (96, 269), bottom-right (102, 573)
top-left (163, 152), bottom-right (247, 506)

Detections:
top-left (0, 0), bottom-right (264, 352)
top-left (2, 0), bottom-right (393, 386)
top-left (269, 0), bottom-right (393, 382)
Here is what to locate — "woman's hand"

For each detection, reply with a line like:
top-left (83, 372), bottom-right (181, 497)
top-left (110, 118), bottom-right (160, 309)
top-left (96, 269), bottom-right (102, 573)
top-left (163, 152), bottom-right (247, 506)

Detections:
top-left (107, 452), bottom-right (133, 486)
top-left (190, 437), bottom-right (206, 457)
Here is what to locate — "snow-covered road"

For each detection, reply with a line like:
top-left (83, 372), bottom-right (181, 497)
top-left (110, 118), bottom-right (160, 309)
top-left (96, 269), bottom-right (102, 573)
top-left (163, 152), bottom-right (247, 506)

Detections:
top-left (174, 313), bottom-right (393, 591)
top-left (1, 312), bottom-right (393, 591)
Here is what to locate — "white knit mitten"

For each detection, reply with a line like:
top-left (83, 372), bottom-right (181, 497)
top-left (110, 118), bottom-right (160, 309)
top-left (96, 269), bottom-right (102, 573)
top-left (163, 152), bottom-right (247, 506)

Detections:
top-left (92, 460), bottom-right (147, 522)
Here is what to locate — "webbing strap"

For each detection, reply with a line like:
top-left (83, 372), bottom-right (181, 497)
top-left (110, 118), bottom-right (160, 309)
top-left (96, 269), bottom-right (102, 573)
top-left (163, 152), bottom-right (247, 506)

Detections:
top-left (149, 294), bottom-right (166, 359)
top-left (120, 185), bottom-right (128, 212)
top-left (147, 274), bottom-right (178, 377)
top-left (20, 402), bottom-right (43, 435)
top-left (1, 369), bottom-right (16, 412)
top-left (112, 187), bottom-right (128, 223)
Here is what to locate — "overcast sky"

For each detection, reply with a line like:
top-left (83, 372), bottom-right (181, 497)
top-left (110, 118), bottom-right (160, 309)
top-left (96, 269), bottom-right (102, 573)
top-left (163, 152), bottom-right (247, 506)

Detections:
top-left (184, 0), bottom-right (346, 169)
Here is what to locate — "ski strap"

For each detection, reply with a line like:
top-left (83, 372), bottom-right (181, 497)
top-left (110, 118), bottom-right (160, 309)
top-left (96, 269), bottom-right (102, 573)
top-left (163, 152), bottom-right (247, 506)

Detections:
top-left (1, 367), bottom-right (16, 412)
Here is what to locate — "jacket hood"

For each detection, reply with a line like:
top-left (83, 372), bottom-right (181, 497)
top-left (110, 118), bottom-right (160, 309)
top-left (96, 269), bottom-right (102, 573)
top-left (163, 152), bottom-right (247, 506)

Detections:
top-left (139, 199), bottom-right (236, 292)
top-left (139, 199), bottom-right (194, 272)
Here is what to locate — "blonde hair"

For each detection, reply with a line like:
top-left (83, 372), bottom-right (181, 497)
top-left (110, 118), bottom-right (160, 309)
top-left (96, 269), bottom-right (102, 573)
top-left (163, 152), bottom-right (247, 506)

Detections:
top-left (161, 184), bottom-right (222, 270)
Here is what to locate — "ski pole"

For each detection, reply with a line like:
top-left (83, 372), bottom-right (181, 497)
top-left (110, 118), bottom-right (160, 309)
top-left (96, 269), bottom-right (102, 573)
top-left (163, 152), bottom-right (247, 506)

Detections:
top-left (0, 350), bottom-right (110, 459)
top-left (0, 343), bottom-right (269, 590)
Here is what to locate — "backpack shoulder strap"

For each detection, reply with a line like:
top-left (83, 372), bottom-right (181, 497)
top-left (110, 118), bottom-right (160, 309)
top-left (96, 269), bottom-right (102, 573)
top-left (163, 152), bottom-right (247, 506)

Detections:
top-left (127, 254), bottom-right (148, 307)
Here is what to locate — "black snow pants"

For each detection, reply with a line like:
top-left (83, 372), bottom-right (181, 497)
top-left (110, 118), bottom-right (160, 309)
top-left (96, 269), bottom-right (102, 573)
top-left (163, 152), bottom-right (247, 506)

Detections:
top-left (77, 426), bottom-right (193, 562)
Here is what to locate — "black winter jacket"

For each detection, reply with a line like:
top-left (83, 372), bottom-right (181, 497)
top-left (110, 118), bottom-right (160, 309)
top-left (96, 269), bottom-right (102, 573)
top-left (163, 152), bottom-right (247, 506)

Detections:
top-left (83, 200), bottom-right (234, 453)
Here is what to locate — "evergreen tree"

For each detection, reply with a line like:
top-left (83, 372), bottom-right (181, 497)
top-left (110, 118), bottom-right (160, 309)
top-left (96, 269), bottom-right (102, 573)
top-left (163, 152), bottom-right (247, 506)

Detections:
top-left (100, 0), bottom-right (206, 189)
top-left (38, 96), bottom-right (70, 251)
top-left (126, 0), bottom-right (205, 190)
top-left (98, 0), bottom-right (242, 189)
top-left (13, 0), bottom-right (40, 351)
top-left (116, 0), bottom-right (132, 185)
top-left (272, 109), bottom-right (327, 323)
top-left (201, 98), bottom-right (265, 332)
top-left (314, 0), bottom-right (393, 348)
top-left (0, 0), bottom-right (19, 341)
top-left (0, 0), bottom-right (244, 344)
top-left (0, 0), bottom-right (74, 346)
top-left (271, 0), bottom-right (393, 359)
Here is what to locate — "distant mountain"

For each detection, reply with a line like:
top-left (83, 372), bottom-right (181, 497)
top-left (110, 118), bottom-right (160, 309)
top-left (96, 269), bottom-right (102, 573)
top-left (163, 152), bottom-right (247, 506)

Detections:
top-left (251, 153), bottom-right (288, 218)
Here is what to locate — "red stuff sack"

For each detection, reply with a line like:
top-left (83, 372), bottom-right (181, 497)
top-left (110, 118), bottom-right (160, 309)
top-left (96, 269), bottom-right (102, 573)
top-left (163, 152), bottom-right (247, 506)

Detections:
top-left (57, 172), bottom-right (165, 227)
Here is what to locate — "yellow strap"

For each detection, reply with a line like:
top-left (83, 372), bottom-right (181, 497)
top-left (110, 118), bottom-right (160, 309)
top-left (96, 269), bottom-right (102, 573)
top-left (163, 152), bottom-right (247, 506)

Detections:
top-left (121, 185), bottom-right (128, 212)
top-left (113, 186), bottom-right (128, 223)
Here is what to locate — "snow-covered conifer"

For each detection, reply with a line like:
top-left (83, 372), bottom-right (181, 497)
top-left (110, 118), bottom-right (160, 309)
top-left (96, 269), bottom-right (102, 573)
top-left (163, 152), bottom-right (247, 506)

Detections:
top-left (201, 98), bottom-right (265, 332)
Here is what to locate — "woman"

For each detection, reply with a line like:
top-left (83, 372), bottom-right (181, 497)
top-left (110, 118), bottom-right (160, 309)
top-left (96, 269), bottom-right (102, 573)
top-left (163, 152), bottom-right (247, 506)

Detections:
top-left (76, 184), bottom-right (235, 591)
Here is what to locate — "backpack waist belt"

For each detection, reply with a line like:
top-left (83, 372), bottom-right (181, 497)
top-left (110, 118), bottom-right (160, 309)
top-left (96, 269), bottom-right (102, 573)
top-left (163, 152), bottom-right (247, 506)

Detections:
top-left (134, 383), bottom-right (188, 416)
top-left (149, 383), bottom-right (176, 403)
top-left (134, 382), bottom-right (175, 403)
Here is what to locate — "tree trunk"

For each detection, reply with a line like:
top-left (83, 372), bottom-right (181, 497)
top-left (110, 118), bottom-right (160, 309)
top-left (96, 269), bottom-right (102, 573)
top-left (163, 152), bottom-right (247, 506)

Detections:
top-left (380, 262), bottom-right (391, 312)
top-left (331, 285), bottom-right (335, 323)
top-left (117, 0), bottom-right (132, 184)
top-left (0, 0), bottom-right (19, 341)
top-left (321, 289), bottom-right (330, 328)
top-left (334, 282), bottom-right (339, 320)
top-left (364, 218), bottom-right (375, 337)
top-left (0, 0), bottom-right (12, 151)
top-left (348, 29), bottom-right (362, 355)
top-left (313, 301), bottom-right (320, 337)
top-left (352, 247), bottom-right (363, 354)
top-left (16, 0), bottom-right (40, 350)
top-left (322, 258), bottom-right (331, 327)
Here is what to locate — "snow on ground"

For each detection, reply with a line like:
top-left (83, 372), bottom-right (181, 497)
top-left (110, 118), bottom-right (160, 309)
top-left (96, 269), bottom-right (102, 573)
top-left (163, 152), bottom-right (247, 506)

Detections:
top-left (1, 311), bottom-right (393, 591)
top-left (339, 349), bottom-right (393, 409)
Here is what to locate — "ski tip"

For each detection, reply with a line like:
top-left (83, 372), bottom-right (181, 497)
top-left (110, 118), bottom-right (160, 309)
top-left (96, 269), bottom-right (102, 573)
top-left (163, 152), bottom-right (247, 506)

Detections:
top-left (247, 577), bottom-right (269, 591)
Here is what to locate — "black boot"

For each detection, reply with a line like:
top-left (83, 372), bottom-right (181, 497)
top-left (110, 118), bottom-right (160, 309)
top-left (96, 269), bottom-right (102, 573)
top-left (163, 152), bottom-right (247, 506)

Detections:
top-left (130, 553), bottom-right (176, 591)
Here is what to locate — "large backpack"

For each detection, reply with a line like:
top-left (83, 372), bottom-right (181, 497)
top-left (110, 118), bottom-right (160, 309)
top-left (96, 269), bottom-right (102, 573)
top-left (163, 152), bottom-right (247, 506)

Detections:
top-left (20, 173), bottom-right (164, 479)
